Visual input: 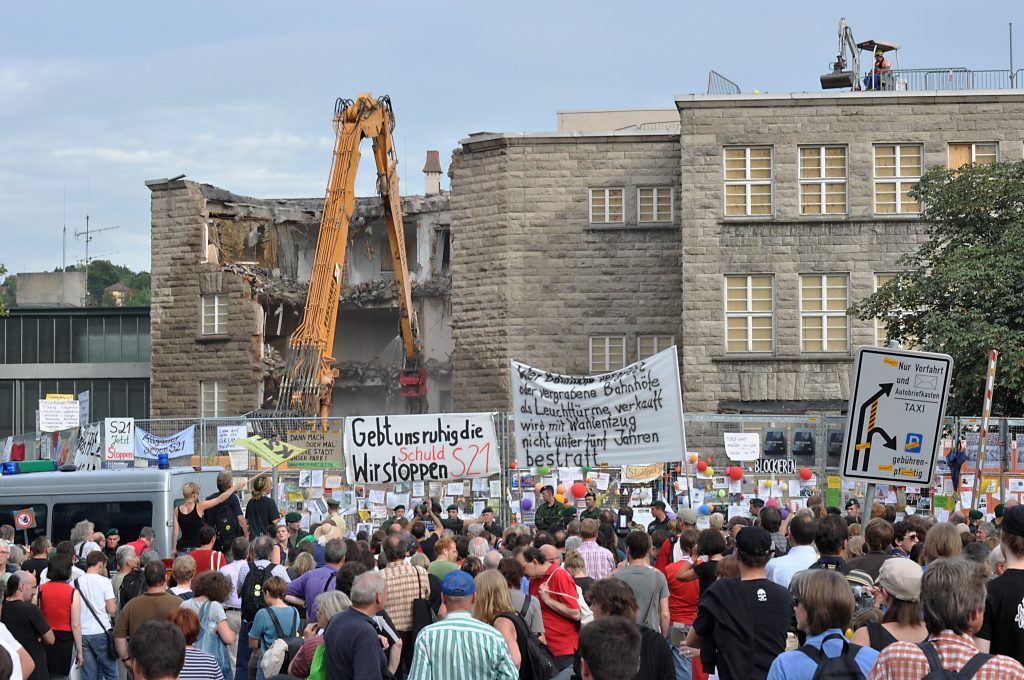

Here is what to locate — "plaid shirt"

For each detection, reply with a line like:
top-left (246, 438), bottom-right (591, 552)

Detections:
top-left (383, 561), bottom-right (430, 633)
top-left (868, 631), bottom-right (1024, 680)
top-left (576, 539), bottom-right (616, 580)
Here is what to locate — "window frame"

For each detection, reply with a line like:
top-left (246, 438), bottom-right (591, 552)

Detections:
top-left (873, 144), bottom-right (923, 215)
top-left (798, 145), bottom-right (848, 216)
top-left (588, 188), bottom-right (625, 224)
top-left (637, 335), bottom-right (675, 360)
top-left (723, 146), bottom-right (774, 218)
top-left (799, 274), bottom-right (850, 354)
top-left (200, 380), bottom-right (227, 417)
top-left (589, 336), bottom-right (627, 373)
top-left (948, 142), bottom-right (998, 169)
top-left (636, 186), bottom-right (674, 224)
top-left (724, 274), bottom-right (775, 354)
top-left (201, 293), bottom-right (227, 335)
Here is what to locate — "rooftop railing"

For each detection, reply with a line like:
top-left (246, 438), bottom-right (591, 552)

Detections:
top-left (861, 67), bottom-right (1024, 92)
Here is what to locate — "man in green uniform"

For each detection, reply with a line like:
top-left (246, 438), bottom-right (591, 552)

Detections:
top-left (480, 507), bottom-right (504, 538)
top-left (647, 500), bottom-right (670, 534)
top-left (534, 485), bottom-right (564, 532)
top-left (285, 511), bottom-right (310, 562)
top-left (441, 504), bottom-right (465, 534)
top-left (579, 492), bottom-right (601, 521)
top-left (380, 504), bottom-right (406, 534)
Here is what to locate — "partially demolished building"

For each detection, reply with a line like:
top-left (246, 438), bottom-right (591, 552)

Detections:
top-left (147, 162), bottom-right (452, 418)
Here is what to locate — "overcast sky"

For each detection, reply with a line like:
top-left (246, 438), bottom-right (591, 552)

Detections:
top-left (2, 2), bottom-right (1020, 274)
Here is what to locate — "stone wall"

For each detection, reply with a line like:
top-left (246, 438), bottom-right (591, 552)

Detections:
top-left (451, 132), bottom-right (682, 411)
top-left (677, 91), bottom-right (1024, 412)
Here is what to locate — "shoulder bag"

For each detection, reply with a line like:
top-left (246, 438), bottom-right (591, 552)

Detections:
top-left (75, 579), bottom-right (116, 659)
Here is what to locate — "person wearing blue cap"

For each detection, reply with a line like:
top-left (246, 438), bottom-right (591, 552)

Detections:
top-left (407, 570), bottom-right (518, 679)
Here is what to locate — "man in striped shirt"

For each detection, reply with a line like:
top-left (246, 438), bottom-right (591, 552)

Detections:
top-left (407, 570), bottom-right (517, 680)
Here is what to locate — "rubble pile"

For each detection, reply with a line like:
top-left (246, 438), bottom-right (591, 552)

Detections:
top-left (223, 263), bottom-right (308, 306)
top-left (339, 273), bottom-right (452, 307)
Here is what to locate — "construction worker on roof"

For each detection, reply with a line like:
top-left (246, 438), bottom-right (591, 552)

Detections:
top-left (866, 49), bottom-right (891, 90)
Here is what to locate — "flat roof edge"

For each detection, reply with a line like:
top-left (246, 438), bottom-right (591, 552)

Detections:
top-left (460, 130), bottom-right (679, 147)
top-left (676, 89), bottom-right (1024, 108)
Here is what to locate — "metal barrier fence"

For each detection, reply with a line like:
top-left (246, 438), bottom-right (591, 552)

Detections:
top-left (707, 70), bottom-right (741, 95)
top-left (862, 68), bottom-right (1024, 92)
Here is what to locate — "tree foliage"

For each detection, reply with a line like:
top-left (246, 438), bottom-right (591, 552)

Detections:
top-left (851, 161), bottom-right (1024, 415)
top-left (62, 260), bottom-right (150, 307)
top-left (0, 266), bottom-right (9, 316)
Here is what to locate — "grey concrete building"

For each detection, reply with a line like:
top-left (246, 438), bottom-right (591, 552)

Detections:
top-left (146, 172), bottom-right (452, 418)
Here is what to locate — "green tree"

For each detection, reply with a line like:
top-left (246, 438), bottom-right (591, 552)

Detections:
top-left (0, 266), bottom-right (9, 315)
top-left (851, 161), bottom-right (1024, 415)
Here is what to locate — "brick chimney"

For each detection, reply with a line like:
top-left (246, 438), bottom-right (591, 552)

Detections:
top-left (423, 150), bottom-right (442, 196)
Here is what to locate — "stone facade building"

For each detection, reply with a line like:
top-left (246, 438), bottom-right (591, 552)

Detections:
top-left (147, 176), bottom-right (452, 418)
top-left (451, 90), bottom-right (1024, 414)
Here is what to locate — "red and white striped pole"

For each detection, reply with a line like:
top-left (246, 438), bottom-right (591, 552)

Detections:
top-left (971, 350), bottom-right (999, 511)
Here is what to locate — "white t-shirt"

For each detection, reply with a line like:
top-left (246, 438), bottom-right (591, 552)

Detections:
top-left (75, 573), bottom-right (115, 635)
top-left (39, 565), bottom-right (84, 585)
top-left (73, 541), bottom-right (103, 560)
top-left (0, 622), bottom-right (25, 680)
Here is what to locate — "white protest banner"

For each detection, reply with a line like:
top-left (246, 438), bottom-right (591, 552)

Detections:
top-left (723, 432), bottom-right (760, 461)
top-left (287, 428), bottom-right (343, 469)
top-left (39, 399), bottom-right (80, 432)
top-left (511, 347), bottom-right (685, 468)
top-left (217, 425), bottom-right (247, 452)
top-left (134, 425), bottom-right (194, 459)
top-left (104, 418), bottom-right (135, 462)
top-left (344, 413), bottom-right (499, 484)
top-left (78, 391), bottom-right (90, 425)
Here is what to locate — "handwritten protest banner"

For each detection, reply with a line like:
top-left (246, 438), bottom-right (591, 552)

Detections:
top-left (344, 413), bottom-right (499, 483)
top-left (511, 347), bottom-right (685, 468)
top-left (39, 399), bottom-right (80, 432)
top-left (134, 425), bottom-right (194, 460)
top-left (724, 432), bottom-right (761, 461)
top-left (288, 428), bottom-right (342, 469)
top-left (105, 418), bottom-right (135, 462)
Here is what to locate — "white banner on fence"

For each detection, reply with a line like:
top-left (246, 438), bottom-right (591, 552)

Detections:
top-left (344, 413), bottom-right (499, 484)
top-left (510, 347), bottom-right (686, 468)
top-left (217, 425), bottom-right (247, 452)
top-left (135, 425), bottom-right (195, 459)
top-left (75, 423), bottom-right (103, 471)
top-left (724, 432), bottom-right (761, 461)
top-left (104, 418), bottom-right (135, 462)
top-left (39, 399), bottom-right (80, 432)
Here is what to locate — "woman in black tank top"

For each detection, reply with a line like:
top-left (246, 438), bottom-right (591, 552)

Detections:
top-left (174, 479), bottom-right (245, 552)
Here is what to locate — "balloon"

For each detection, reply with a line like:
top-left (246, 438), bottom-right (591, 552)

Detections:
top-left (571, 482), bottom-right (588, 498)
top-left (764, 480), bottom-right (773, 488)
top-left (509, 461), bottom-right (517, 470)
top-left (534, 483), bottom-right (543, 492)
top-left (718, 489), bottom-right (726, 498)
top-left (766, 498), bottom-right (780, 507)
top-left (582, 466), bottom-right (592, 474)
top-left (697, 461), bottom-right (708, 473)
top-left (729, 467), bottom-right (744, 481)
top-left (799, 467), bottom-right (813, 481)
top-left (556, 483), bottom-right (566, 495)
top-left (689, 454), bottom-right (698, 463)
top-left (698, 504), bottom-right (710, 515)
top-left (704, 467), bottom-right (714, 477)
top-left (674, 482), bottom-right (682, 490)
top-left (555, 493), bottom-right (566, 504)
top-left (781, 508), bottom-right (790, 520)
top-left (585, 477), bottom-right (593, 484)
top-left (521, 497), bottom-right (534, 511)
top-left (538, 466), bottom-right (551, 475)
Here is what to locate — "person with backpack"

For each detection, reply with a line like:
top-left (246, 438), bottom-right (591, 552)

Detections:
top-left (179, 571), bottom-right (236, 680)
top-left (766, 569), bottom-right (878, 679)
top-left (71, 521), bottom-right (102, 571)
top-left (233, 536), bottom-right (290, 680)
top-left (520, 547), bottom-right (580, 672)
top-left (112, 561), bottom-right (184, 676)
top-left (207, 472), bottom-right (250, 554)
top-left (189, 526), bottom-right (228, 576)
top-left (176, 479), bottom-right (247, 553)
top-left (285, 538), bottom-right (346, 623)
top-left (498, 559), bottom-right (545, 643)
top-left (247, 576), bottom-right (298, 680)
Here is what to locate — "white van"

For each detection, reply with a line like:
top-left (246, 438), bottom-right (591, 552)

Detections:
top-left (0, 467), bottom-right (224, 557)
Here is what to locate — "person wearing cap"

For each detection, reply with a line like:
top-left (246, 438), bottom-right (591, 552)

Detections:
top-left (844, 499), bottom-right (861, 527)
top-left (441, 504), bottom-right (465, 534)
top-left (654, 507), bottom-right (699, 571)
top-left (407, 570), bottom-right (518, 679)
top-left (478, 506), bottom-right (503, 539)
top-left (687, 527), bottom-right (793, 679)
top-left (103, 528), bottom-right (121, 573)
top-left (534, 485), bottom-right (565, 533)
top-left (724, 515), bottom-right (750, 555)
top-left (976, 504), bottom-right (1024, 663)
top-left (647, 500), bottom-right (670, 535)
top-left (871, 557), bottom-right (1024, 678)
top-left (850, 557), bottom-right (926, 652)
top-left (864, 48), bottom-right (892, 91)
top-left (325, 497), bottom-right (341, 520)
top-left (283, 511), bottom-right (309, 563)
top-left (765, 511), bottom-right (818, 588)
top-left (379, 505), bottom-right (406, 535)
top-left (580, 492), bottom-right (600, 522)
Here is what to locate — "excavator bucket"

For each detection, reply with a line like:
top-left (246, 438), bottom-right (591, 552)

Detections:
top-left (400, 367), bottom-right (428, 398)
top-left (821, 70), bottom-right (858, 90)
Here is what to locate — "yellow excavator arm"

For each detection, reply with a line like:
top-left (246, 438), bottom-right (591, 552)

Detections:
top-left (277, 94), bottom-right (419, 418)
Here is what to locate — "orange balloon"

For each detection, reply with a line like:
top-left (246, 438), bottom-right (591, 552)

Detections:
top-left (585, 476), bottom-right (593, 483)
top-left (534, 483), bottom-right (543, 492)
top-left (557, 483), bottom-right (566, 494)
top-left (689, 454), bottom-right (698, 463)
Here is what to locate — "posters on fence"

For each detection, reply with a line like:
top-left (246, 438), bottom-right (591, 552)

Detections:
top-left (510, 347), bottom-right (685, 469)
top-left (39, 399), bottom-right (80, 432)
top-left (217, 426), bottom-right (248, 452)
top-left (134, 425), bottom-right (194, 460)
top-left (344, 413), bottom-right (499, 484)
top-left (75, 423), bottom-right (102, 471)
top-left (288, 428), bottom-right (342, 469)
top-left (724, 432), bottom-right (760, 461)
top-left (105, 418), bottom-right (135, 462)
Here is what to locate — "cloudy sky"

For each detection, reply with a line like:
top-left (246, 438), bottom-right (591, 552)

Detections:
top-left (1, 2), bottom-right (1019, 274)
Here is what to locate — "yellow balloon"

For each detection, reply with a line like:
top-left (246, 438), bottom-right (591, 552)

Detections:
top-left (765, 480), bottom-right (774, 488)
top-left (704, 467), bottom-right (714, 477)
top-left (555, 493), bottom-right (566, 503)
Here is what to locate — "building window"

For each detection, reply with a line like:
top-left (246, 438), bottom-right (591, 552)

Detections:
top-left (874, 144), bottom-right (922, 214)
top-left (799, 146), bottom-right (847, 215)
top-left (725, 275), bottom-right (774, 353)
top-left (637, 335), bottom-right (674, 360)
top-left (589, 337), bottom-right (626, 373)
top-left (379, 241), bottom-right (394, 276)
top-left (637, 187), bottom-right (673, 223)
top-left (724, 147), bottom-right (772, 217)
top-left (589, 188), bottom-right (624, 224)
top-left (948, 142), bottom-right (998, 170)
top-left (200, 381), bottom-right (227, 417)
top-left (201, 294), bottom-right (227, 335)
top-left (800, 274), bottom-right (849, 353)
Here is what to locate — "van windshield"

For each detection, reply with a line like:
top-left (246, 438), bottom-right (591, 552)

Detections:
top-left (53, 501), bottom-right (153, 546)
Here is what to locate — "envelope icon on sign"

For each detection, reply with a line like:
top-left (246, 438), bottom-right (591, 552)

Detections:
top-left (914, 374), bottom-right (937, 390)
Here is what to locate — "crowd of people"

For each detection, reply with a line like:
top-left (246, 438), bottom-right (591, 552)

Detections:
top-left (0, 472), bottom-right (1020, 680)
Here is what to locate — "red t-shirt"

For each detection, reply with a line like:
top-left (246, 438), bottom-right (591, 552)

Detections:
top-left (39, 581), bottom-right (74, 632)
top-left (664, 559), bottom-right (700, 625)
top-left (189, 549), bottom-right (226, 574)
top-left (125, 539), bottom-right (150, 557)
top-left (528, 563), bottom-right (580, 657)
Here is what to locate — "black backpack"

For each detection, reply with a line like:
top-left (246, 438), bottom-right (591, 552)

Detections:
top-left (494, 610), bottom-right (556, 680)
top-left (208, 501), bottom-right (241, 552)
top-left (797, 633), bottom-right (865, 680)
top-left (74, 543), bottom-right (89, 572)
top-left (241, 563), bottom-right (274, 622)
top-left (118, 570), bottom-right (145, 607)
top-left (917, 641), bottom-right (993, 679)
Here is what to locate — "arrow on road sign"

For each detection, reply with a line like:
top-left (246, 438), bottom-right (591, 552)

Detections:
top-left (852, 383), bottom-right (896, 472)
